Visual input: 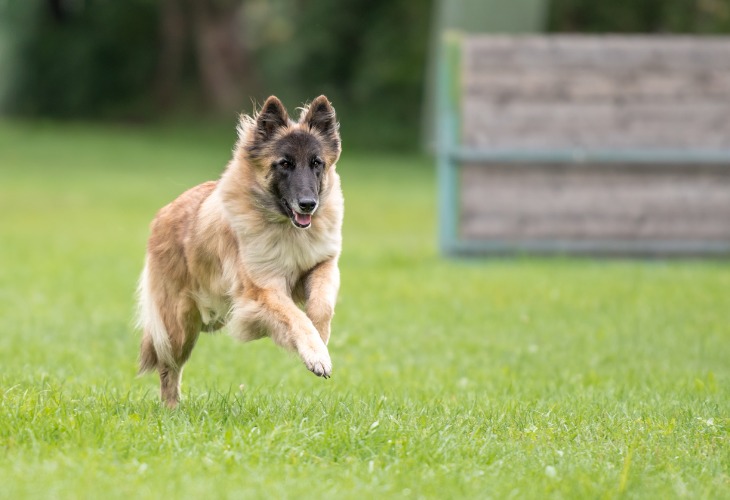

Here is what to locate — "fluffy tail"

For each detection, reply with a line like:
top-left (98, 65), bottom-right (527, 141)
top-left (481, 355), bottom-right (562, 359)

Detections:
top-left (136, 261), bottom-right (176, 374)
top-left (138, 334), bottom-right (158, 374)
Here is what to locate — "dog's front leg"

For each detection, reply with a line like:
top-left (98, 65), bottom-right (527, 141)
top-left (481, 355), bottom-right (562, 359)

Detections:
top-left (305, 258), bottom-right (340, 345)
top-left (230, 278), bottom-right (332, 378)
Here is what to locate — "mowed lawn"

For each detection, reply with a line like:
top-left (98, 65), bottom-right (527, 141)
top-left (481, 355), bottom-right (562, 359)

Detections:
top-left (0, 121), bottom-right (728, 499)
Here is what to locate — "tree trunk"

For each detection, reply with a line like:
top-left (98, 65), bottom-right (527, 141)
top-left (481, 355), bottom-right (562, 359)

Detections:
top-left (155, 0), bottom-right (187, 111)
top-left (189, 0), bottom-right (250, 113)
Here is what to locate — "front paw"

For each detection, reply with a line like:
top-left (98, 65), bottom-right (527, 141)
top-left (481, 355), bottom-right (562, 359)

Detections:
top-left (298, 341), bottom-right (332, 378)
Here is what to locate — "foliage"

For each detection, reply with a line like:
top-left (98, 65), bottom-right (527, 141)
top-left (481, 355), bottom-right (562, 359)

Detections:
top-left (0, 0), bottom-right (433, 147)
top-left (0, 1), bottom-right (160, 119)
top-left (548, 0), bottom-right (730, 33)
top-left (0, 121), bottom-right (728, 498)
top-left (245, 0), bottom-right (432, 147)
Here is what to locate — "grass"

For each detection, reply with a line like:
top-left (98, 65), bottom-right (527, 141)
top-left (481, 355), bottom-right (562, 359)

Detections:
top-left (0, 120), bottom-right (728, 499)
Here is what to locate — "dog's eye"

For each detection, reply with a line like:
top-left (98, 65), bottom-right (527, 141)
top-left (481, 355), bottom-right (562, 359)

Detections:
top-left (311, 159), bottom-right (323, 169)
top-left (279, 160), bottom-right (293, 170)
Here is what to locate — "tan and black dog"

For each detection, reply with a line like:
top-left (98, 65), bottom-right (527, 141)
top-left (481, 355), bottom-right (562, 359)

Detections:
top-left (136, 96), bottom-right (343, 407)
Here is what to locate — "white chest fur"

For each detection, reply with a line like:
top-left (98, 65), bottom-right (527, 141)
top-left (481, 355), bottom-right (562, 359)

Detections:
top-left (240, 221), bottom-right (341, 291)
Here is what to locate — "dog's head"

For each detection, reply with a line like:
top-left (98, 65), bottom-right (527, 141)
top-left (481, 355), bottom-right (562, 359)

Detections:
top-left (238, 95), bottom-right (341, 229)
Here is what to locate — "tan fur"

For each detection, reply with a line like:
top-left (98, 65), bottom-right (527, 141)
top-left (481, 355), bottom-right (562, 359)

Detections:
top-left (137, 96), bottom-right (343, 408)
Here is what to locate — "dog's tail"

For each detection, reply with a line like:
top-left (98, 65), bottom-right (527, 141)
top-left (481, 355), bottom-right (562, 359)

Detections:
top-left (136, 261), bottom-right (176, 374)
top-left (138, 333), bottom-right (158, 374)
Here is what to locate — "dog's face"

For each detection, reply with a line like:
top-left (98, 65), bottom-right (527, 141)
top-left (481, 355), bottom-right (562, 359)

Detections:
top-left (246, 96), bottom-right (341, 229)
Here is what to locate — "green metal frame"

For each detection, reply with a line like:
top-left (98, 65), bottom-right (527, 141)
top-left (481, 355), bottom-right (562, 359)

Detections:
top-left (436, 32), bottom-right (463, 255)
top-left (435, 33), bottom-right (730, 257)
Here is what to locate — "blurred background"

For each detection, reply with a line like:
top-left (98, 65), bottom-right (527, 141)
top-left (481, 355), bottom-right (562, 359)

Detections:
top-left (1, 0), bottom-right (730, 150)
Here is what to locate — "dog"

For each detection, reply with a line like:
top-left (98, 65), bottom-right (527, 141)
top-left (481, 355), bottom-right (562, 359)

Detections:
top-left (136, 95), bottom-right (343, 408)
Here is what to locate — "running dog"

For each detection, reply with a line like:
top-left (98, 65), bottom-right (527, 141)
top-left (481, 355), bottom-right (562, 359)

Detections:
top-left (136, 95), bottom-right (343, 407)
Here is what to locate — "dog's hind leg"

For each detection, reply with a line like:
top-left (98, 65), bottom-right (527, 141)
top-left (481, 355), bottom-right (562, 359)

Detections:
top-left (138, 265), bottom-right (202, 407)
top-left (156, 331), bottom-right (200, 408)
top-left (157, 302), bottom-right (202, 408)
top-left (159, 365), bottom-right (183, 408)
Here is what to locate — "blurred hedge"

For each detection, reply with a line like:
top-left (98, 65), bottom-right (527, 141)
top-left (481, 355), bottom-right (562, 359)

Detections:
top-left (1, 0), bottom-right (729, 149)
top-left (0, 2), bottom-right (160, 119)
top-left (0, 0), bottom-right (432, 148)
top-left (549, 0), bottom-right (730, 33)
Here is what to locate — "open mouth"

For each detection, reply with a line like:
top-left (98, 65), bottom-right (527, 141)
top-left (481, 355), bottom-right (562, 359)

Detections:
top-left (282, 199), bottom-right (312, 229)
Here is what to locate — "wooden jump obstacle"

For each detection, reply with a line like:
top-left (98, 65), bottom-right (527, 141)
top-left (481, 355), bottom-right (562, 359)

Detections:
top-left (437, 35), bottom-right (730, 256)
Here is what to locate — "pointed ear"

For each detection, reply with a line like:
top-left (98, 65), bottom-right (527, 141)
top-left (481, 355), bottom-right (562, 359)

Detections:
top-left (255, 96), bottom-right (289, 142)
top-left (302, 95), bottom-right (340, 147)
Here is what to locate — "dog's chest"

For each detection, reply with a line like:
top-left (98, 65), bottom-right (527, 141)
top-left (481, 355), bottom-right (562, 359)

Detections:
top-left (244, 224), bottom-right (340, 288)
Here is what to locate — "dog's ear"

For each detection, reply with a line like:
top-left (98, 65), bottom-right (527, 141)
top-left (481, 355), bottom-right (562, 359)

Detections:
top-left (302, 95), bottom-right (340, 149)
top-left (255, 96), bottom-right (289, 142)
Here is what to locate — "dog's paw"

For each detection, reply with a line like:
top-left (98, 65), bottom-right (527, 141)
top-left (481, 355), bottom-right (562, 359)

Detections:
top-left (299, 344), bottom-right (332, 379)
top-left (308, 358), bottom-right (332, 378)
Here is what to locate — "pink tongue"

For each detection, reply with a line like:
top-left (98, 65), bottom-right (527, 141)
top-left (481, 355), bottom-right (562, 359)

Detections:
top-left (294, 212), bottom-right (312, 226)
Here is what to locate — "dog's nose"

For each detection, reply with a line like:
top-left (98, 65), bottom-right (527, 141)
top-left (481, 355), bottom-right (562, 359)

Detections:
top-left (297, 198), bottom-right (317, 213)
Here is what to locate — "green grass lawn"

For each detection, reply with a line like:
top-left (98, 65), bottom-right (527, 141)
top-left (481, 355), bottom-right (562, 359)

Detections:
top-left (0, 120), bottom-right (728, 499)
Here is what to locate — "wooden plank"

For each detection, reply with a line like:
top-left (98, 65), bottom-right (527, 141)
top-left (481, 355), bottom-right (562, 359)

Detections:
top-left (460, 36), bottom-right (730, 150)
top-left (465, 71), bottom-right (730, 102)
top-left (463, 36), bottom-right (730, 72)
top-left (460, 163), bottom-right (730, 245)
top-left (464, 102), bottom-right (730, 149)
